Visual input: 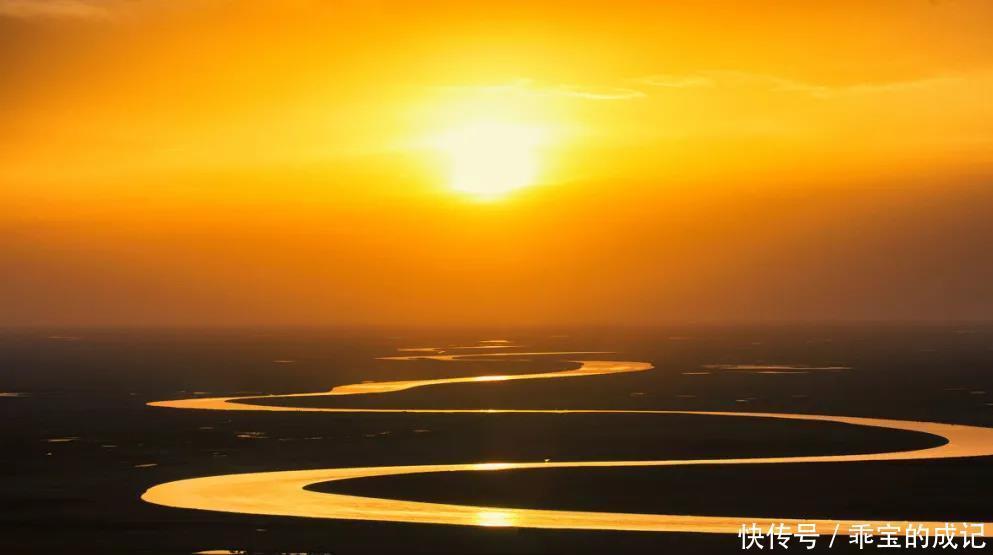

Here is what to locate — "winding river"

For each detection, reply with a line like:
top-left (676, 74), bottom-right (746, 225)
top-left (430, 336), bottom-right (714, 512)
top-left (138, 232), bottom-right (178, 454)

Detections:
top-left (143, 348), bottom-right (993, 536)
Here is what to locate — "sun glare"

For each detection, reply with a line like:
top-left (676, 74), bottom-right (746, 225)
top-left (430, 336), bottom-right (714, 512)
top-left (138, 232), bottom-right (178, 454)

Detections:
top-left (435, 120), bottom-right (546, 199)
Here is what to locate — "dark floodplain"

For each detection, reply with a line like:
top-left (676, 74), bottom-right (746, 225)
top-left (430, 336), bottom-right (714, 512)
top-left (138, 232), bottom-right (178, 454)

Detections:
top-left (2, 324), bottom-right (993, 554)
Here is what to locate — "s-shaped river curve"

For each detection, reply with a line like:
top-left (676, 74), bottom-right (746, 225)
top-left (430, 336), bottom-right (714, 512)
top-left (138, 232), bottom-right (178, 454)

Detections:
top-left (143, 349), bottom-right (993, 535)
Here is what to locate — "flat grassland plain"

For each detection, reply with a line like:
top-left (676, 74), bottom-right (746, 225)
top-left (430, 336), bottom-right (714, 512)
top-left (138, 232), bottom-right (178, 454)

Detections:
top-left (2, 325), bottom-right (992, 554)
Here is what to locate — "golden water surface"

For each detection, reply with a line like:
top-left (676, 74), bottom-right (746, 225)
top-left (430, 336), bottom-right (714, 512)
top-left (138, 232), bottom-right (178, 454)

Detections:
top-left (143, 349), bottom-right (993, 535)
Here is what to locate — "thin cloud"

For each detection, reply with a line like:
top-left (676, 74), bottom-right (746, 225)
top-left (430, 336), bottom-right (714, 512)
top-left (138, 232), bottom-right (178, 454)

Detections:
top-left (771, 74), bottom-right (960, 98)
top-left (640, 70), bottom-right (962, 99)
top-left (0, 0), bottom-right (111, 19)
top-left (638, 74), bottom-right (716, 89)
top-left (542, 84), bottom-right (645, 100)
top-left (453, 71), bottom-right (968, 102)
top-left (437, 79), bottom-right (645, 101)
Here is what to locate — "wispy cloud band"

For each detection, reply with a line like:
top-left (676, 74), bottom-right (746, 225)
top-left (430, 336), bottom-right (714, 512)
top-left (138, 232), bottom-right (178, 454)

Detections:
top-left (438, 70), bottom-right (972, 106)
top-left (639, 70), bottom-right (962, 99)
top-left (0, 0), bottom-right (111, 19)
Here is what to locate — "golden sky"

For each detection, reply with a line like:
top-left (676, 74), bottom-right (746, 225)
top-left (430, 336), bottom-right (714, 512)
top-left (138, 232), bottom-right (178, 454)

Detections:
top-left (2, 0), bottom-right (993, 326)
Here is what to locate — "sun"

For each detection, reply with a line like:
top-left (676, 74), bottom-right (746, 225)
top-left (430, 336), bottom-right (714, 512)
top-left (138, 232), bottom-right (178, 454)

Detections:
top-left (434, 119), bottom-right (546, 199)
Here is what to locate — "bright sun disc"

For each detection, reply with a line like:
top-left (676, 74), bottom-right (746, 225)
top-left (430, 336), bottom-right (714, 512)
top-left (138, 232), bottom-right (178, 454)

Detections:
top-left (435, 120), bottom-right (545, 199)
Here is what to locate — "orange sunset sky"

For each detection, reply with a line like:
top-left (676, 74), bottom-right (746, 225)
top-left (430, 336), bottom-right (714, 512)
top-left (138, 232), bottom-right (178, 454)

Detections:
top-left (2, 0), bottom-right (993, 326)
